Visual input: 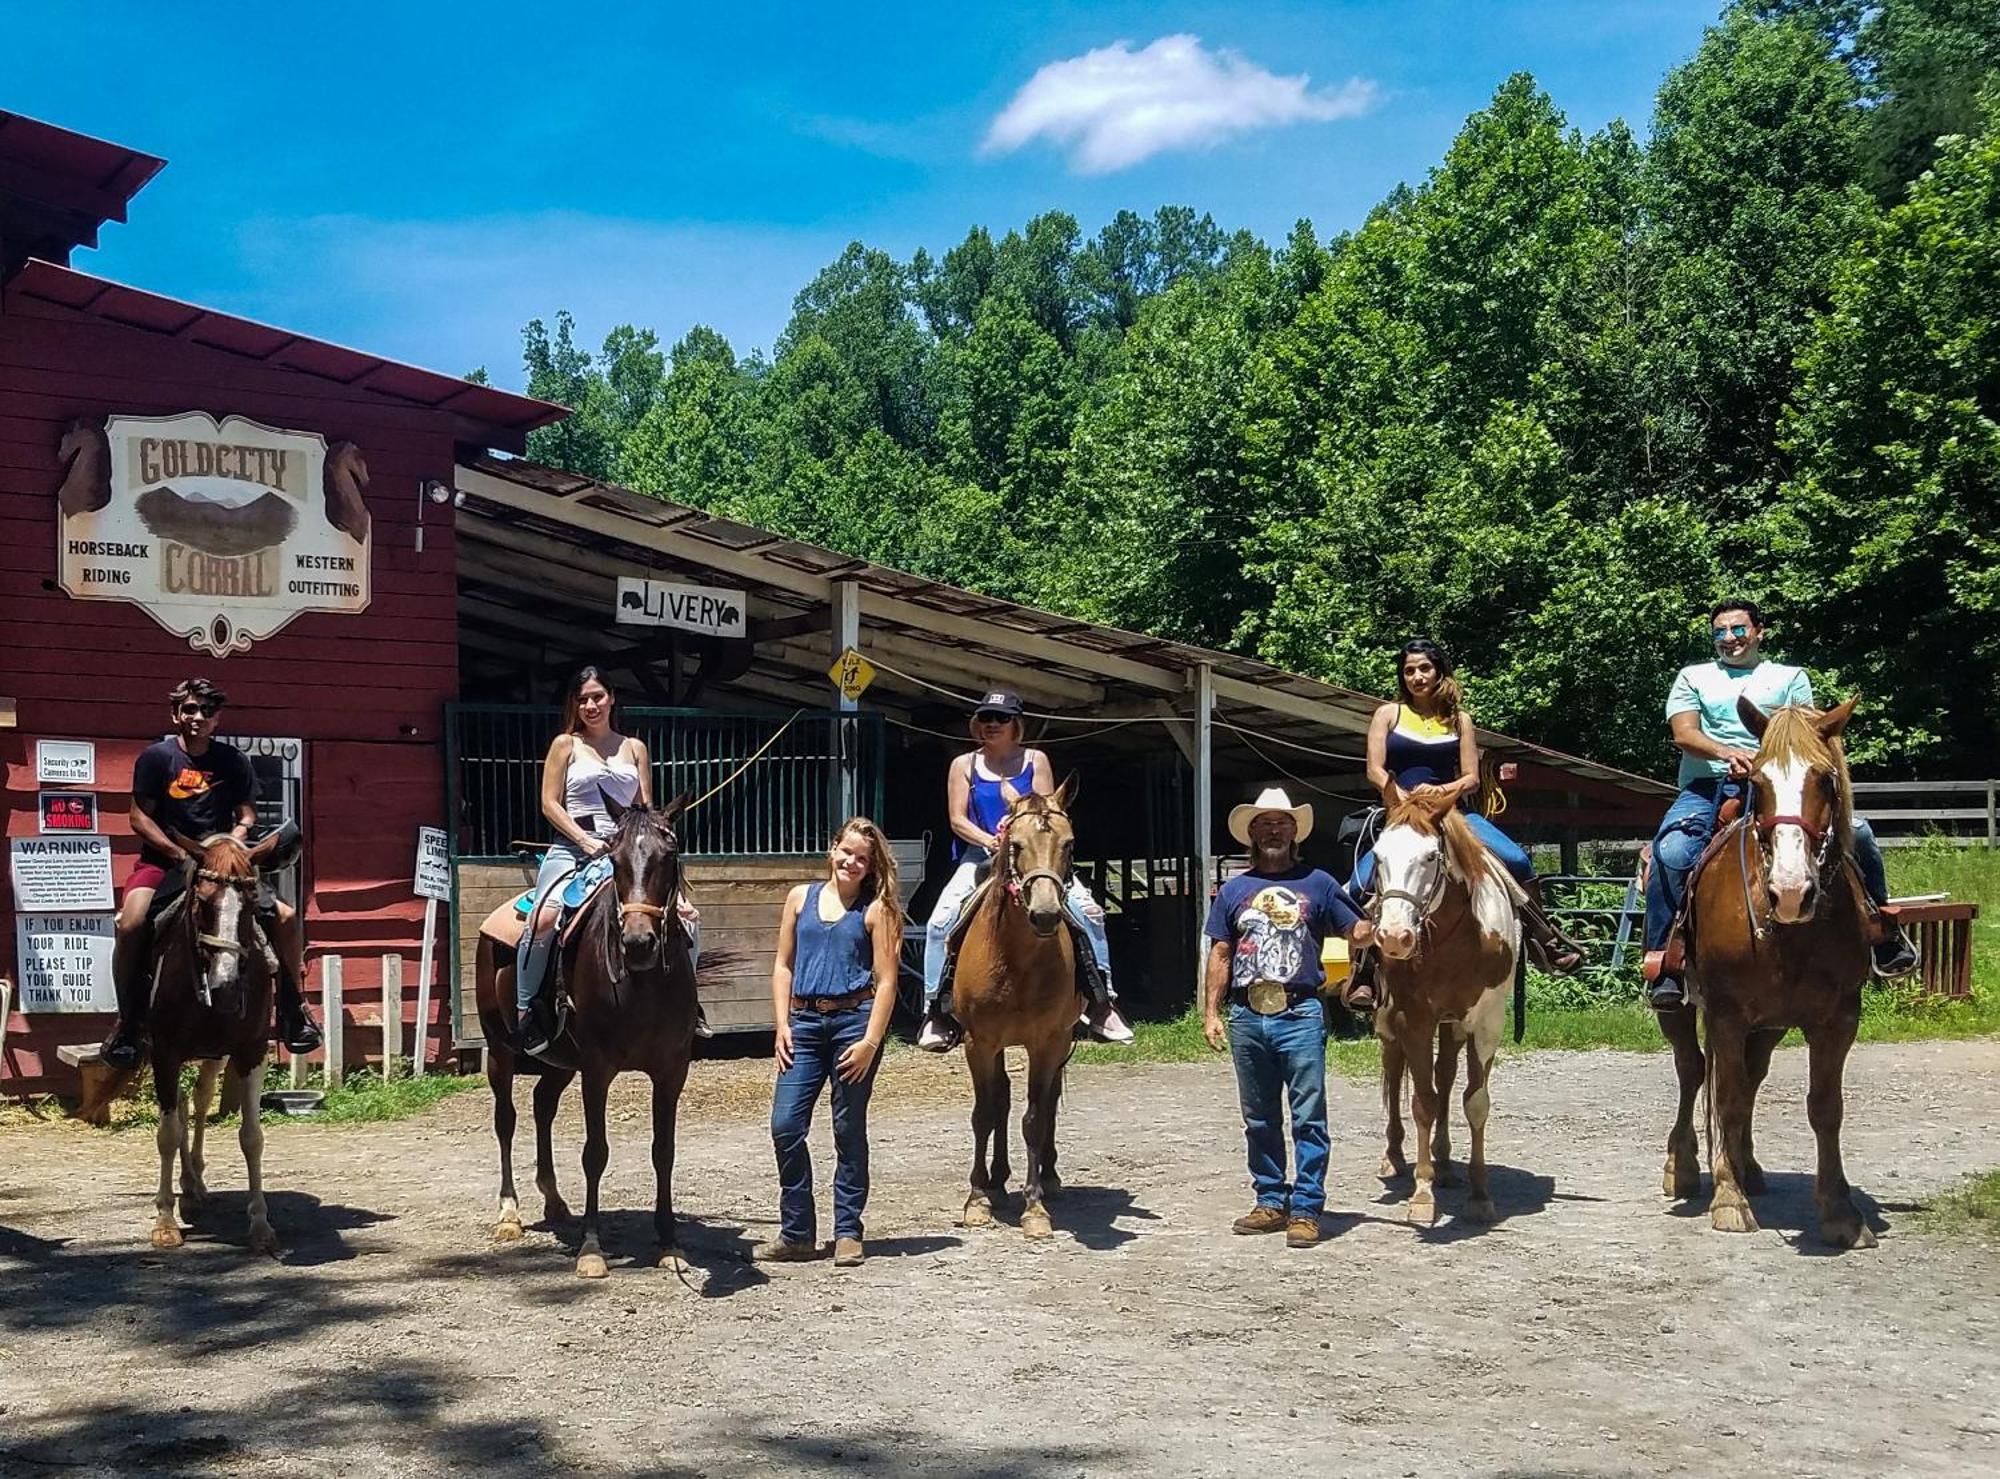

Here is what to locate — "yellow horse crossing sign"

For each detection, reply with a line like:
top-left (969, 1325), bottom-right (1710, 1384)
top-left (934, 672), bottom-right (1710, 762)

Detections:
top-left (827, 647), bottom-right (876, 702)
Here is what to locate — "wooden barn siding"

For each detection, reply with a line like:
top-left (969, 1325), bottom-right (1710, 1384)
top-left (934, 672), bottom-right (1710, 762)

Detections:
top-left (0, 299), bottom-right (465, 1093)
top-left (455, 857), bottom-right (820, 1040)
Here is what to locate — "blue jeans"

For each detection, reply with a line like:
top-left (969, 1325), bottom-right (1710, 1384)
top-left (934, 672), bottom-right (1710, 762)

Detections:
top-left (1228, 996), bottom-right (1329, 1216)
top-left (1352, 810), bottom-right (1534, 890)
top-left (921, 855), bottom-right (1113, 1005)
top-left (770, 1004), bottom-right (878, 1244)
top-left (1643, 780), bottom-right (1890, 951)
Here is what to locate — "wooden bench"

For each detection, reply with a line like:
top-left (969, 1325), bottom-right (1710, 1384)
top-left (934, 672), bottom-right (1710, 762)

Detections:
top-left (57, 1042), bottom-right (131, 1126)
top-left (1891, 899), bottom-right (1981, 999)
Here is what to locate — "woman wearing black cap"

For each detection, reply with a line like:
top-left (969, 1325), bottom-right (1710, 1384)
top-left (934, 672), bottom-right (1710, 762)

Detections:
top-left (917, 689), bottom-right (1132, 1049)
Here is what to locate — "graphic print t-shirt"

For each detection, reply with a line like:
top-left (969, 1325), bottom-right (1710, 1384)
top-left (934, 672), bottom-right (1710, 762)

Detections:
top-left (131, 737), bottom-right (258, 865)
top-left (1203, 865), bottom-right (1363, 994)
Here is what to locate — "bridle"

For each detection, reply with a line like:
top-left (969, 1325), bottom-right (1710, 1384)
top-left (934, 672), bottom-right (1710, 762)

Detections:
top-left (997, 811), bottom-right (1073, 907)
top-left (1367, 843), bottom-right (1451, 953)
top-left (1738, 776), bottom-right (1841, 938)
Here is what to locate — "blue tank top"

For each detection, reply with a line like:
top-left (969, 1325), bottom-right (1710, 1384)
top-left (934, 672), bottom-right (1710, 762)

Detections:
top-left (790, 882), bottom-right (874, 998)
top-left (1383, 706), bottom-right (1460, 789)
top-left (958, 755), bottom-right (1034, 861)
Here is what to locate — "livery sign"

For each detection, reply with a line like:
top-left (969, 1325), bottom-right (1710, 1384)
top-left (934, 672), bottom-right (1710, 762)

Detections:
top-left (54, 412), bottom-right (372, 656)
top-left (614, 576), bottom-right (747, 639)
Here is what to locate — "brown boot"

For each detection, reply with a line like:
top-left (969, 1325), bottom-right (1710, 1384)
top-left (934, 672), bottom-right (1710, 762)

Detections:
top-left (750, 1238), bottom-right (819, 1263)
top-left (1522, 881), bottom-right (1584, 975)
top-left (1341, 948), bottom-right (1379, 1012)
top-left (1286, 1214), bottom-right (1324, 1248)
top-left (832, 1236), bottom-right (865, 1267)
top-left (1232, 1205), bottom-right (1288, 1235)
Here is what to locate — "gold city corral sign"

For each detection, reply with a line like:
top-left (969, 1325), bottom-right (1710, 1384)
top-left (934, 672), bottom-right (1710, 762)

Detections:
top-left (55, 412), bottom-right (372, 656)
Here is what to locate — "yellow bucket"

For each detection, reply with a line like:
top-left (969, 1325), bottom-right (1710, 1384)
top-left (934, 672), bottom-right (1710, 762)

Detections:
top-left (1320, 934), bottom-right (1352, 991)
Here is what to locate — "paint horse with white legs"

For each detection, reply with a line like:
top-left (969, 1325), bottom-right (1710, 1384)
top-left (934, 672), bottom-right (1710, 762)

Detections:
top-left (475, 795), bottom-right (702, 1279)
top-left (143, 831), bottom-right (289, 1253)
top-left (1369, 791), bottom-right (1522, 1224)
top-left (1656, 696), bottom-right (1879, 1247)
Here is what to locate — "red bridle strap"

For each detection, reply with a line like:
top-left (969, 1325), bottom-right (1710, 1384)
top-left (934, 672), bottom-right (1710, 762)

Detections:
top-left (1757, 814), bottom-right (1825, 846)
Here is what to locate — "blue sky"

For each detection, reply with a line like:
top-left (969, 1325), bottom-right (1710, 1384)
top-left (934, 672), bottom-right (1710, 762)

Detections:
top-left (5, 1), bottom-right (1720, 388)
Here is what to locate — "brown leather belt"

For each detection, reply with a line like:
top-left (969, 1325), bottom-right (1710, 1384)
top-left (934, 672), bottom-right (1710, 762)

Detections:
top-left (794, 990), bottom-right (875, 1014)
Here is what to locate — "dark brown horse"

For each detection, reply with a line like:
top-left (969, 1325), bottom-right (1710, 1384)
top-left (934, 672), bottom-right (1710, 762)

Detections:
top-left (1369, 792), bottom-right (1522, 1224)
top-left (955, 782), bottom-right (1081, 1240)
top-left (1658, 696), bottom-right (1877, 1247)
top-left (475, 795), bottom-right (699, 1278)
top-left (147, 831), bottom-right (286, 1253)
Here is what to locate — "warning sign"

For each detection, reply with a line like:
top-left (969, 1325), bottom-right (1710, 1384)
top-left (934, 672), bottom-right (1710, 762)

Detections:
top-left (9, 836), bottom-right (114, 912)
top-left (827, 647), bottom-right (876, 703)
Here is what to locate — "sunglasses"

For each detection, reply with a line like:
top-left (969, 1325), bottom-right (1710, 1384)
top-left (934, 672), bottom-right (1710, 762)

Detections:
top-left (1711, 624), bottom-right (1752, 641)
top-left (974, 712), bottom-right (1016, 724)
top-left (176, 701), bottom-right (222, 717)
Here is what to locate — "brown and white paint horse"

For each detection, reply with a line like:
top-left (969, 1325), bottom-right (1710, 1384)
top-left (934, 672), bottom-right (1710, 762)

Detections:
top-left (1658, 696), bottom-right (1877, 1247)
top-left (148, 831), bottom-right (286, 1254)
top-left (1369, 791), bottom-right (1522, 1225)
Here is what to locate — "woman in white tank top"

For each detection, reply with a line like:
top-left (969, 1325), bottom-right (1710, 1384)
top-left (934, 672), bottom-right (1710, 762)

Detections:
top-left (515, 667), bottom-right (702, 1051)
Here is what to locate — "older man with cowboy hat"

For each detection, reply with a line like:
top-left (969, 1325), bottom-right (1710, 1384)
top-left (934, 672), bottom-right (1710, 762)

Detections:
top-left (1203, 786), bottom-right (1373, 1248)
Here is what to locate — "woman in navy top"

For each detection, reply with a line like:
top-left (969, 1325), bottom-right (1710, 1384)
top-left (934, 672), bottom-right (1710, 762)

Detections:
top-left (754, 817), bottom-right (903, 1267)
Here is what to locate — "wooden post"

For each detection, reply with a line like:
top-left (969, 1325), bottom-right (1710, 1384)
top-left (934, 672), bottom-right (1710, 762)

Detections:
top-left (413, 895), bottom-right (438, 1078)
top-left (1192, 663), bottom-right (1214, 995)
top-left (1988, 778), bottom-right (1996, 849)
top-left (323, 955), bottom-right (345, 1090)
top-left (832, 579), bottom-right (861, 823)
top-left (0, 978), bottom-right (10, 1083)
top-left (381, 955), bottom-right (404, 1079)
top-left (289, 1049), bottom-right (306, 1089)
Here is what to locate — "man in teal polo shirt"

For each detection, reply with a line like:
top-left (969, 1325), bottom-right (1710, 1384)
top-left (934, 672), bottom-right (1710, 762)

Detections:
top-left (1644, 599), bottom-right (1917, 1008)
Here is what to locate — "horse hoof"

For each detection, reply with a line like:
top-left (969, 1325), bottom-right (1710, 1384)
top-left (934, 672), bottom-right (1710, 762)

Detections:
top-left (1379, 1155), bottom-right (1408, 1181)
top-left (246, 1224), bottom-right (280, 1256)
top-left (576, 1252), bottom-right (610, 1279)
top-left (961, 1197), bottom-right (994, 1230)
top-left (1461, 1196), bottom-right (1497, 1224)
top-left (1710, 1202), bottom-right (1759, 1234)
top-left (1407, 1197), bottom-right (1438, 1227)
top-left (1820, 1216), bottom-right (1877, 1250)
top-left (493, 1217), bottom-right (525, 1243)
top-left (657, 1248), bottom-right (694, 1276)
top-left (1022, 1209), bottom-right (1054, 1241)
top-left (151, 1224), bottom-right (184, 1250)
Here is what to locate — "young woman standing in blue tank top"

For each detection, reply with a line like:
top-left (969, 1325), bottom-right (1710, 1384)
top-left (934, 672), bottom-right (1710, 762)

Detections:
top-left (1345, 639), bottom-right (1581, 1008)
top-left (753, 818), bottom-right (903, 1267)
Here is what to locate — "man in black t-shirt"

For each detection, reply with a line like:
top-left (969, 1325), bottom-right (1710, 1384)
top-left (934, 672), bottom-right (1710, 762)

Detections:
top-left (101, 678), bottom-right (321, 1069)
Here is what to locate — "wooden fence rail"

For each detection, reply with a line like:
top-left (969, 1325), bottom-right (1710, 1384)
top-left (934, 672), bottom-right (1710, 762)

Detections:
top-left (1851, 779), bottom-right (1998, 847)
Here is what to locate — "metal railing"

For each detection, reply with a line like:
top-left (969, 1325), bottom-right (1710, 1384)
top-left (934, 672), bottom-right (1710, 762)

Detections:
top-left (445, 704), bottom-right (884, 859)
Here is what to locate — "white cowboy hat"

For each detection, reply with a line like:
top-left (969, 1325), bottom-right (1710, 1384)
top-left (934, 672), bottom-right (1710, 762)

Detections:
top-left (1228, 786), bottom-right (1314, 847)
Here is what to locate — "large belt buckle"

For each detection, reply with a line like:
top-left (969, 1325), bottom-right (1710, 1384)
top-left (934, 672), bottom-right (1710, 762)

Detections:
top-left (1246, 981), bottom-right (1289, 1016)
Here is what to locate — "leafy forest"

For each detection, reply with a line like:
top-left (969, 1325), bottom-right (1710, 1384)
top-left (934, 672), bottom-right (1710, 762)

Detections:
top-left (489, 1), bottom-right (2000, 780)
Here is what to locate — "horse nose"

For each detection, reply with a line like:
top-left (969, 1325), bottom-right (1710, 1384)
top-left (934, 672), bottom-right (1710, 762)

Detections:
top-left (623, 925), bottom-right (660, 962)
top-left (1379, 923), bottom-right (1417, 959)
top-left (1027, 905), bottom-right (1062, 936)
top-left (1769, 881), bottom-right (1810, 925)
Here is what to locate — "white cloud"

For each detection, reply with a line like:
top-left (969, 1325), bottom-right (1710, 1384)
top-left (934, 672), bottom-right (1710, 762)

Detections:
top-left (983, 34), bottom-right (1377, 174)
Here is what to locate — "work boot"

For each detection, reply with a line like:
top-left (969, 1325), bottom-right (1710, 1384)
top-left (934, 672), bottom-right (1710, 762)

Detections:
top-left (1343, 948), bottom-right (1379, 1012)
top-left (750, 1238), bottom-right (820, 1263)
top-left (1285, 1214), bottom-right (1325, 1249)
top-left (274, 962), bottom-right (322, 1056)
top-left (832, 1236), bottom-right (865, 1267)
top-left (101, 938), bottom-right (151, 1070)
top-left (1232, 1205), bottom-right (1288, 1236)
top-left (1871, 927), bottom-right (1919, 980)
top-left (1522, 883), bottom-right (1584, 975)
top-left (1648, 972), bottom-right (1687, 1011)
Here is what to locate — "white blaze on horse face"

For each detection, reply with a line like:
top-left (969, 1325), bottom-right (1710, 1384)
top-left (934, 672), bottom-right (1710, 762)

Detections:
top-left (1372, 826), bottom-right (1441, 960)
top-left (209, 888), bottom-right (243, 994)
top-left (1760, 755), bottom-right (1815, 923)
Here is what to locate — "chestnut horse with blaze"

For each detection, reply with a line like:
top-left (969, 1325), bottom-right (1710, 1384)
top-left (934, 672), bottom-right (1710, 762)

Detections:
top-left (1657, 696), bottom-right (1878, 1248)
top-left (475, 795), bottom-right (702, 1279)
top-left (1369, 791), bottom-right (1523, 1225)
top-left (955, 782), bottom-right (1084, 1240)
top-left (144, 830), bottom-right (288, 1254)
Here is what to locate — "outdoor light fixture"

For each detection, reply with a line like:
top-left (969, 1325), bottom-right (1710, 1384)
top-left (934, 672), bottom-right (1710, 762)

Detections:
top-left (415, 479), bottom-right (452, 553)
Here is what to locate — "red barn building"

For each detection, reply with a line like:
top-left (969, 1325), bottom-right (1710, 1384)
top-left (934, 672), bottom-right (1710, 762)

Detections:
top-left (0, 111), bottom-right (562, 1089)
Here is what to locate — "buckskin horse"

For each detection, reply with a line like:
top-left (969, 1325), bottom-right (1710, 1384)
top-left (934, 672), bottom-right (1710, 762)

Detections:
top-left (1369, 790), bottom-right (1522, 1225)
top-left (1657, 696), bottom-right (1878, 1247)
top-left (146, 831), bottom-right (286, 1253)
top-left (475, 795), bottom-right (700, 1278)
top-left (954, 782), bottom-right (1084, 1240)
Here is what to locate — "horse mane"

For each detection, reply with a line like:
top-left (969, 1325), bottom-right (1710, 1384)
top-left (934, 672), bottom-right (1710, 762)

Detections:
top-left (1382, 797), bottom-right (1526, 906)
top-left (1758, 704), bottom-right (1854, 856)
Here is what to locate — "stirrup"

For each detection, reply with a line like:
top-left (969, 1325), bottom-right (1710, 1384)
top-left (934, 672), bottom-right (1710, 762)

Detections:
top-left (917, 1011), bottom-right (961, 1053)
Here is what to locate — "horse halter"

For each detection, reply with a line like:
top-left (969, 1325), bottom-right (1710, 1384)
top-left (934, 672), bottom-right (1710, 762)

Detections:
top-left (1367, 840), bottom-right (1449, 933)
top-left (191, 866), bottom-right (256, 958)
top-left (1740, 779), bottom-right (1840, 937)
top-left (998, 810), bottom-right (1073, 906)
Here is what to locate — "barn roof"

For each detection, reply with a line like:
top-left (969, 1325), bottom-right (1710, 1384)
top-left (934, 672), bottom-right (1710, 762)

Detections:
top-left (453, 454), bottom-right (1670, 826)
top-left (0, 110), bottom-right (165, 274)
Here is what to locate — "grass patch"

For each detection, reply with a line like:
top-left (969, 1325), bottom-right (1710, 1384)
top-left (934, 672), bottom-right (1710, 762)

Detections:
top-left (1916, 1169), bottom-right (2000, 1240)
top-left (282, 1069), bottom-right (481, 1125)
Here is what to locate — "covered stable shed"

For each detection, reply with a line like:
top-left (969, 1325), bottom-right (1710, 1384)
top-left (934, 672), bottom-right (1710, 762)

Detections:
top-left (444, 456), bottom-right (1670, 1039)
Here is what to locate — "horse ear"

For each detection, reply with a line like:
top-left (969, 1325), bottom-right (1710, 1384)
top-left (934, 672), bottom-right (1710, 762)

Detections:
top-left (245, 830), bottom-right (281, 865)
top-left (1736, 694), bottom-right (1772, 739)
top-left (602, 793), bottom-right (629, 824)
top-left (1818, 692), bottom-right (1860, 740)
top-left (658, 791), bottom-right (692, 823)
top-left (1421, 788), bottom-right (1458, 822)
top-left (1056, 773), bottom-right (1079, 809)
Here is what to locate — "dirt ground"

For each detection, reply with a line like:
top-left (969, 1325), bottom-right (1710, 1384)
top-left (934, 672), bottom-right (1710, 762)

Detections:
top-left (2, 1038), bottom-right (1997, 1477)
